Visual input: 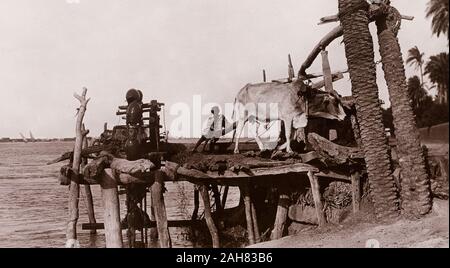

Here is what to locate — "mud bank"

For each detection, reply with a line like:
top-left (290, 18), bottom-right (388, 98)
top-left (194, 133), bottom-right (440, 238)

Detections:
top-left (249, 199), bottom-right (449, 248)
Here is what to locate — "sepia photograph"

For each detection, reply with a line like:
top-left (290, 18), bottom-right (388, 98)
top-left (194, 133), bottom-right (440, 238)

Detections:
top-left (0, 0), bottom-right (448, 252)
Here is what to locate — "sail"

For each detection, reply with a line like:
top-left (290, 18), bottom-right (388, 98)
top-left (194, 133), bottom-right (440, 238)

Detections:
top-left (29, 131), bottom-right (36, 142)
top-left (19, 133), bottom-right (28, 143)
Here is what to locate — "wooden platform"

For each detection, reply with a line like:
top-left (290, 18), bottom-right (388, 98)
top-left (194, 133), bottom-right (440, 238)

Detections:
top-left (56, 136), bottom-right (365, 248)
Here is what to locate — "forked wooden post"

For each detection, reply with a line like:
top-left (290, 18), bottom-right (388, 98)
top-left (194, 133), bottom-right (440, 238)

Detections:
top-left (199, 184), bottom-right (220, 248)
top-left (151, 170), bottom-right (172, 248)
top-left (271, 191), bottom-right (290, 240)
top-left (101, 169), bottom-right (123, 248)
top-left (351, 172), bottom-right (361, 213)
top-left (307, 171), bottom-right (326, 227)
top-left (66, 87), bottom-right (90, 248)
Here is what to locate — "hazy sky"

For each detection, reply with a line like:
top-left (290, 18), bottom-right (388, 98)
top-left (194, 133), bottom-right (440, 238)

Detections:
top-left (0, 0), bottom-right (447, 138)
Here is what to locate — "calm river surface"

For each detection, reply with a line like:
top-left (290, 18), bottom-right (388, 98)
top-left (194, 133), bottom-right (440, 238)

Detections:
top-left (0, 141), bottom-right (239, 248)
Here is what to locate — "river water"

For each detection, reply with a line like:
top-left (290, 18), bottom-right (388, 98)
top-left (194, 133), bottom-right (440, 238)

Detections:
top-left (0, 141), bottom-right (239, 248)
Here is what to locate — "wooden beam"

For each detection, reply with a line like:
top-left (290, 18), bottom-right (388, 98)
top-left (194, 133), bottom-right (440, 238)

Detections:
top-left (318, 14), bottom-right (414, 25)
top-left (206, 163), bottom-right (319, 179)
top-left (305, 70), bottom-right (348, 80)
top-left (110, 158), bottom-right (156, 175)
top-left (316, 170), bottom-right (351, 181)
top-left (318, 14), bottom-right (340, 25)
top-left (303, 11), bottom-right (414, 77)
top-left (311, 72), bottom-right (344, 90)
top-left (164, 161), bottom-right (319, 181)
top-left (307, 132), bottom-right (364, 166)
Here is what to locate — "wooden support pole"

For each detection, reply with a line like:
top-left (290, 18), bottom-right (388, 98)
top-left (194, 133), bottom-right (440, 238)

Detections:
top-left (84, 186), bottom-right (97, 235)
top-left (211, 184), bottom-right (224, 228)
top-left (211, 184), bottom-right (222, 213)
top-left (221, 186), bottom-right (229, 209)
top-left (307, 171), bottom-right (326, 227)
top-left (148, 192), bottom-right (158, 242)
top-left (100, 170), bottom-right (123, 248)
top-left (241, 184), bottom-right (255, 245)
top-left (271, 192), bottom-right (290, 240)
top-left (199, 184), bottom-right (220, 248)
top-left (151, 170), bottom-right (172, 248)
top-left (143, 194), bottom-right (148, 246)
top-left (81, 124), bottom-right (96, 235)
top-left (351, 172), bottom-right (361, 213)
top-left (263, 70), bottom-right (267, 82)
top-left (251, 202), bottom-right (261, 243)
top-left (321, 50), bottom-right (334, 92)
top-left (66, 87), bottom-right (90, 248)
top-left (192, 187), bottom-right (200, 220)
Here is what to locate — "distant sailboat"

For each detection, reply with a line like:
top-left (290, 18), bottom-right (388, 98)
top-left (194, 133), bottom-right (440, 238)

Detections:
top-left (19, 133), bottom-right (28, 143)
top-left (29, 131), bottom-right (36, 142)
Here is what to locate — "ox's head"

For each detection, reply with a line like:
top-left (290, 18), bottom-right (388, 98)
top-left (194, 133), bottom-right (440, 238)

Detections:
top-left (290, 82), bottom-right (347, 129)
top-left (308, 90), bottom-right (347, 121)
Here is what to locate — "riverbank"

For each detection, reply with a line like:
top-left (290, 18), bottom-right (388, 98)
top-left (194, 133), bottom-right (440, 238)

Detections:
top-left (250, 199), bottom-right (449, 248)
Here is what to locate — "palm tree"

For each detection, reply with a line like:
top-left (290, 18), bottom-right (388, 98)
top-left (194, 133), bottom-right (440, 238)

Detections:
top-left (408, 76), bottom-right (428, 110)
top-left (425, 52), bottom-right (449, 103)
top-left (376, 8), bottom-right (432, 217)
top-left (426, 0), bottom-right (449, 39)
top-left (339, 0), bottom-right (399, 219)
top-left (406, 46), bottom-right (425, 85)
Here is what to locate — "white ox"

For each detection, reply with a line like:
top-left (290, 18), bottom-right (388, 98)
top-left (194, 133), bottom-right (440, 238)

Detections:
top-left (233, 81), bottom-right (347, 154)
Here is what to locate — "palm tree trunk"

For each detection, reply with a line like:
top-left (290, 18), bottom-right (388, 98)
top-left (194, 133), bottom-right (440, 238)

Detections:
top-left (338, 0), bottom-right (399, 219)
top-left (376, 15), bottom-right (432, 216)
